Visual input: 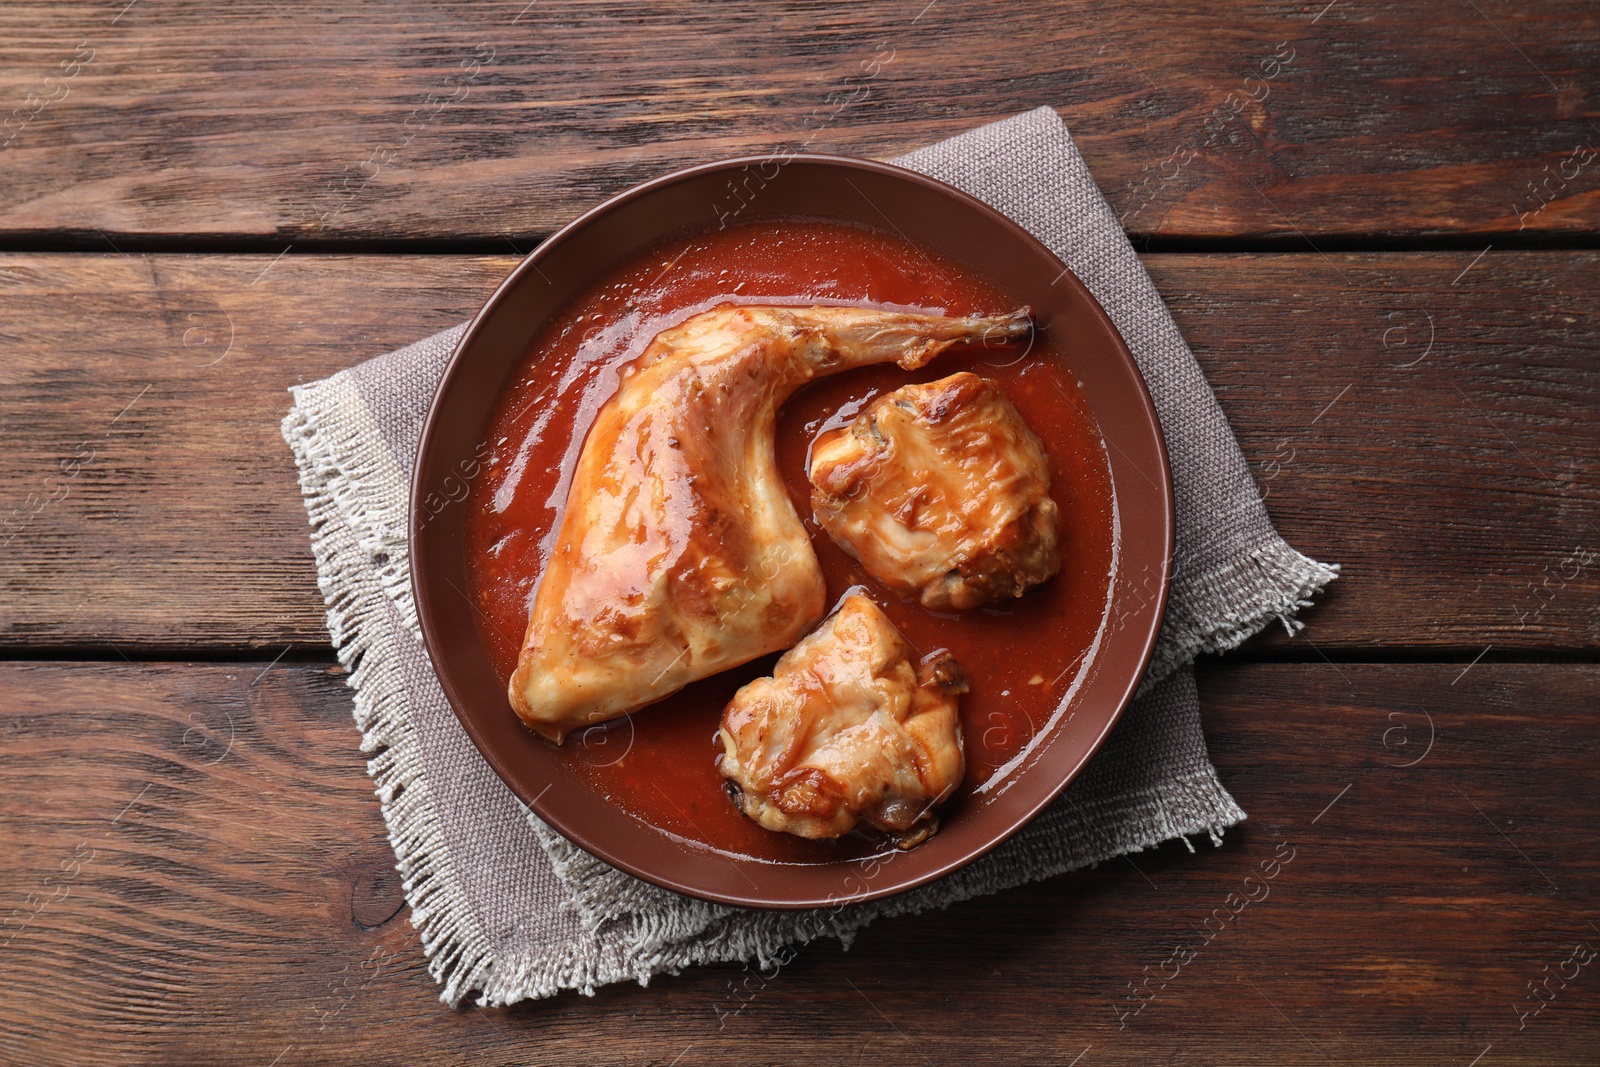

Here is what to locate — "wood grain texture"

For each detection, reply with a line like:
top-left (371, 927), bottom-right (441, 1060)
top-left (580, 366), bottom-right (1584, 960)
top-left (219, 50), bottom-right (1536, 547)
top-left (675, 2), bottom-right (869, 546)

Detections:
top-left (1, 251), bottom-right (1595, 654)
top-left (1, 6), bottom-right (1593, 1064)
top-left (0, 1), bottom-right (1596, 244)
top-left (0, 660), bottom-right (1594, 1065)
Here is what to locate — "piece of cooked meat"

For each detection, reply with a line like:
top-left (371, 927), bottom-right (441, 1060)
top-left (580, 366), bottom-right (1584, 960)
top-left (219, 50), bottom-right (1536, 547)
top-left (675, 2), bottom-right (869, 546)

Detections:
top-left (715, 593), bottom-right (967, 848)
top-left (808, 371), bottom-right (1060, 612)
top-left (509, 305), bottom-right (1030, 743)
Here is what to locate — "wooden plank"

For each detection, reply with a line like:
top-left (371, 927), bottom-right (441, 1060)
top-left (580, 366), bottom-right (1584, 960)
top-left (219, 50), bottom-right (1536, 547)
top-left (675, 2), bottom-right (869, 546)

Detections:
top-left (1153, 250), bottom-right (1600, 653)
top-left (0, 2), bottom-right (1595, 243)
top-left (0, 660), bottom-right (1594, 1065)
top-left (1, 251), bottom-right (1595, 653)
top-left (0, 253), bottom-right (504, 653)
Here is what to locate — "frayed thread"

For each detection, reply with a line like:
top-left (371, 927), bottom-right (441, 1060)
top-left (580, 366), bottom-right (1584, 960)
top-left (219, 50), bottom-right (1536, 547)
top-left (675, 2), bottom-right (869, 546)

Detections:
top-left (282, 376), bottom-right (497, 1008)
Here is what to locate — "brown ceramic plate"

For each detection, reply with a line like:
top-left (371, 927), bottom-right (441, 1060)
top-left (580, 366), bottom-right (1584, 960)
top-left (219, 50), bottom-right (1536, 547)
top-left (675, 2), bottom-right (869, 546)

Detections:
top-left (410, 155), bottom-right (1172, 910)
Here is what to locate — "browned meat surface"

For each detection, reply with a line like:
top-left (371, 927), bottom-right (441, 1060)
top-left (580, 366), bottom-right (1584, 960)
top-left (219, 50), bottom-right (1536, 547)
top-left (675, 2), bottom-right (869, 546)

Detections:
top-left (510, 306), bottom-right (1028, 742)
top-left (809, 371), bottom-right (1060, 612)
top-left (716, 593), bottom-right (967, 847)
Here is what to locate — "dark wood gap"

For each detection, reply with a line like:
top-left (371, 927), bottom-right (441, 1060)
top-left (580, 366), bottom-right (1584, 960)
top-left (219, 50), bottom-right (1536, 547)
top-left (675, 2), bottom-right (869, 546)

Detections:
top-left (1204, 646), bottom-right (1600, 666)
top-left (0, 646), bottom-right (343, 666)
top-left (0, 232), bottom-right (1595, 257)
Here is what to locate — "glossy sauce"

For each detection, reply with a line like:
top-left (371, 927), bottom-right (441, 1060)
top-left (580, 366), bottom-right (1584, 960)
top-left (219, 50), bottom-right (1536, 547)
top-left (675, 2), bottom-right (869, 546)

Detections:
top-left (465, 221), bottom-right (1115, 864)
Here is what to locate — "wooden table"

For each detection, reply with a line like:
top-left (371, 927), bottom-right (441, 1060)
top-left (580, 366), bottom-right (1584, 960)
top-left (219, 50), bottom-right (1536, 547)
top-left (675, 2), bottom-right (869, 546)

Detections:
top-left (2, 3), bottom-right (1596, 1064)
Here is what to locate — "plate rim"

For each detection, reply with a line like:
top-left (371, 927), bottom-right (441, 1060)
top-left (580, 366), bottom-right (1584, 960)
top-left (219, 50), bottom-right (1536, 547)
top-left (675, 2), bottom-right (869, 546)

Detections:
top-left (410, 152), bottom-right (1175, 909)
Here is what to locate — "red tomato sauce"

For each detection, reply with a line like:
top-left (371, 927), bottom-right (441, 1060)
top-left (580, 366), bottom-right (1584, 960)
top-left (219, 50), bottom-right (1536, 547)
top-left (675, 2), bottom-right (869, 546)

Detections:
top-left (464, 220), bottom-right (1115, 863)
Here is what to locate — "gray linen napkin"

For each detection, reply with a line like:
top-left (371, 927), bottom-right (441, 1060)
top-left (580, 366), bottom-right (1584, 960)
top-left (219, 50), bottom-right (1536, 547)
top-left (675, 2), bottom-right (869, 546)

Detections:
top-left (281, 105), bottom-right (1336, 1007)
